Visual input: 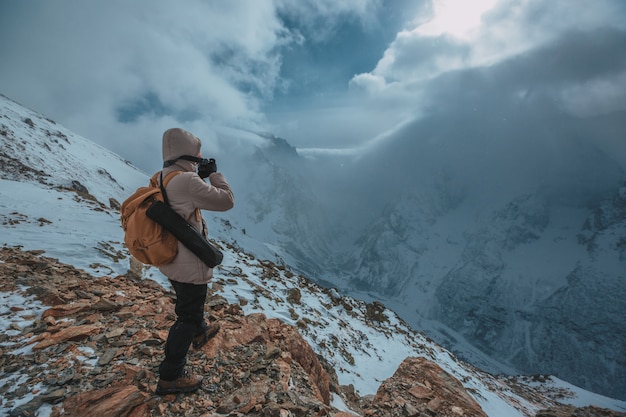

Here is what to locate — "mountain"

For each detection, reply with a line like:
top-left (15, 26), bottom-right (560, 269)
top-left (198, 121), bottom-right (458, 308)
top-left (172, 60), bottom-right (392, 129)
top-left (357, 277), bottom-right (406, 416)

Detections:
top-left (329, 106), bottom-right (626, 400)
top-left (212, 91), bottom-right (626, 399)
top-left (226, 132), bottom-right (340, 276)
top-left (2, 94), bottom-right (625, 416)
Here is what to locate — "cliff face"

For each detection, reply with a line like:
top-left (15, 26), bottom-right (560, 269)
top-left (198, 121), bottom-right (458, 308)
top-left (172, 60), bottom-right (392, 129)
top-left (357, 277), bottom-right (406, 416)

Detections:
top-left (345, 184), bottom-right (626, 400)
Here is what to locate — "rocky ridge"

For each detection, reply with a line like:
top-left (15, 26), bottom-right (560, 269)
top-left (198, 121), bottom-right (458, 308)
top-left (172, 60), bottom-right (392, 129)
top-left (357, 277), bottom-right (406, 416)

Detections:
top-left (0, 246), bottom-right (486, 417)
top-left (2, 246), bottom-right (624, 417)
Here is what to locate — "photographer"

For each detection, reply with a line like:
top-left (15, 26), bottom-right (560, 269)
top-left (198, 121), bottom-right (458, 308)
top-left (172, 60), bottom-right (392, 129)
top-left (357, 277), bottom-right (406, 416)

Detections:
top-left (155, 127), bottom-right (234, 395)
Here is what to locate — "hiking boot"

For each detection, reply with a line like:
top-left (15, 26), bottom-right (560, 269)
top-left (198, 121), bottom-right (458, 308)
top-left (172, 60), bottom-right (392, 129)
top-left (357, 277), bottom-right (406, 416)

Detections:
top-left (192, 323), bottom-right (220, 349)
top-left (155, 369), bottom-right (202, 395)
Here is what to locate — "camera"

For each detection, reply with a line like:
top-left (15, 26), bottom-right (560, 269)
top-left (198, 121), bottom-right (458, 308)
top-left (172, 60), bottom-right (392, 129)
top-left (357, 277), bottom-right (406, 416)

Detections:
top-left (197, 158), bottom-right (216, 179)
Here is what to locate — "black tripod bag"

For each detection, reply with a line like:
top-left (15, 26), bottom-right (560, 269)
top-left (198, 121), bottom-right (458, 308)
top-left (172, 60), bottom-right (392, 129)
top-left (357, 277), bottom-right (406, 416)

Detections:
top-left (145, 172), bottom-right (224, 268)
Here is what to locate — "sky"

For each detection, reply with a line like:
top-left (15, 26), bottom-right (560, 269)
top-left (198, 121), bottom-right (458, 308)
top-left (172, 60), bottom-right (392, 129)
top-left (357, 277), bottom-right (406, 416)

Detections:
top-left (1, 0), bottom-right (625, 174)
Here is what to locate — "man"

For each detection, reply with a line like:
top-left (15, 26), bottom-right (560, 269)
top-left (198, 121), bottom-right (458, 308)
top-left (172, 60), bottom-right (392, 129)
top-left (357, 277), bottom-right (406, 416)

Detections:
top-left (155, 127), bottom-right (234, 395)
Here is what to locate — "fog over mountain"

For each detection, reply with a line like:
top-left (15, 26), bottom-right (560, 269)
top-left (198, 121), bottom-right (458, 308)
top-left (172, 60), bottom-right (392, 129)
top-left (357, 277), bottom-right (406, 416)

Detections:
top-left (210, 28), bottom-right (626, 401)
top-left (229, 110), bottom-right (626, 400)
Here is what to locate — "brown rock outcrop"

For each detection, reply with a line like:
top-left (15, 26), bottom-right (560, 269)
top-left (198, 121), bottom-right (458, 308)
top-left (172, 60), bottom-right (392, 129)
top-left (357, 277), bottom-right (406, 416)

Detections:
top-left (61, 385), bottom-right (152, 417)
top-left (0, 246), bottom-right (339, 417)
top-left (201, 312), bottom-right (331, 404)
top-left (362, 356), bottom-right (488, 417)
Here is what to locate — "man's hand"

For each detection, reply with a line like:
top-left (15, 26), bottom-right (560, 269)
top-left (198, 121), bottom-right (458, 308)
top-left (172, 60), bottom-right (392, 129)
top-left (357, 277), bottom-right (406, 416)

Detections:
top-left (198, 158), bottom-right (217, 179)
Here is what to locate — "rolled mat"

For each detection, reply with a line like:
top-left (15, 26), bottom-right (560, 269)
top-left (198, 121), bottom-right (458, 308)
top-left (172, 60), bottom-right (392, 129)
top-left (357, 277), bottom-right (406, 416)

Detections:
top-left (146, 200), bottom-right (223, 268)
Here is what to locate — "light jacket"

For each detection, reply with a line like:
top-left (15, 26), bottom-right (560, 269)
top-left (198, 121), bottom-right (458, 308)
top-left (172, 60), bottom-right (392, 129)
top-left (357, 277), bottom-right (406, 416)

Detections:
top-left (157, 128), bottom-right (234, 284)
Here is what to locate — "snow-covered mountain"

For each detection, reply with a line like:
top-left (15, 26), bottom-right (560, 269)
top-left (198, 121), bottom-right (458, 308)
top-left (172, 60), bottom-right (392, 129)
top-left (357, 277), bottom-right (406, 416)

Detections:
top-left (328, 107), bottom-right (626, 401)
top-left (224, 133), bottom-right (340, 276)
top-left (217, 111), bottom-right (626, 398)
top-left (212, 94), bottom-right (626, 399)
top-left (2, 94), bottom-right (626, 416)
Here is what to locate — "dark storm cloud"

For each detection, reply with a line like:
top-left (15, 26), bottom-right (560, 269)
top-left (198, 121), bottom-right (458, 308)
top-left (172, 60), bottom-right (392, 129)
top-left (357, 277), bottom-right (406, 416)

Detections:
top-left (345, 26), bottom-right (626, 220)
top-left (496, 28), bottom-right (626, 88)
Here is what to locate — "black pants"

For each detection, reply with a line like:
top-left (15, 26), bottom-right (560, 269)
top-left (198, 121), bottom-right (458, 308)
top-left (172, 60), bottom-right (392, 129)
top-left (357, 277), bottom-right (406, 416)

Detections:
top-left (158, 280), bottom-right (208, 381)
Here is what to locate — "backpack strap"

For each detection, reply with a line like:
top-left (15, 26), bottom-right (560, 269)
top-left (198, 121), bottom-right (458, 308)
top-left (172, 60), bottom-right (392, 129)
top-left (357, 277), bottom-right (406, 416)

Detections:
top-left (153, 171), bottom-right (198, 223)
top-left (155, 171), bottom-right (182, 207)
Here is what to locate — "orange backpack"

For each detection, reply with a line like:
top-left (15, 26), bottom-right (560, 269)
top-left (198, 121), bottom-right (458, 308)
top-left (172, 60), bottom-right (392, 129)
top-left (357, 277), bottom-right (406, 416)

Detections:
top-left (120, 171), bottom-right (182, 266)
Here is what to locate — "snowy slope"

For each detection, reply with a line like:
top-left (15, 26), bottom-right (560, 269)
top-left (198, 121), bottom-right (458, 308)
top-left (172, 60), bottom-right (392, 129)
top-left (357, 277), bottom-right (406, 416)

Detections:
top-left (0, 94), bottom-right (147, 276)
top-left (339, 178), bottom-right (626, 399)
top-left (1, 94), bottom-right (625, 416)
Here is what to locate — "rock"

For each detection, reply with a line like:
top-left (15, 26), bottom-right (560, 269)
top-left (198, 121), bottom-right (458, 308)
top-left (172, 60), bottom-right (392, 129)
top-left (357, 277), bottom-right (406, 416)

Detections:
top-left (536, 405), bottom-right (626, 417)
top-left (38, 388), bottom-right (66, 404)
top-left (59, 385), bottom-right (150, 417)
top-left (267, 317), bottom-right (331, 404)
top-left (201, 312), bottom-right (331, 406)
top-left (31, 324), bottom-right (101, 349)
top-left (92, 297), bottom-right (121, 311)
top-left (41, 302), bottom-right (91, 318)
top-left (98, 348), bottom-right (118, 366)
top-left (364, 357), bottom-right (488, 417)
top-left (287, 287), bottom-right (301, 304)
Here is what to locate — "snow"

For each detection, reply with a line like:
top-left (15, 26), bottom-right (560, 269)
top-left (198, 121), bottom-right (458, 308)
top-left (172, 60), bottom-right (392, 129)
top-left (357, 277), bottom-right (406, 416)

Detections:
top-left (331, 393), bottom-right (353, 414)
top-left (0, 289), bottom-right (46, 337)
top-left (1, 180), bottom-right (129, 276)
top-left (1, 94), bottom-right (626, 416)
top-left (526, 376), bottom-right (626, 411)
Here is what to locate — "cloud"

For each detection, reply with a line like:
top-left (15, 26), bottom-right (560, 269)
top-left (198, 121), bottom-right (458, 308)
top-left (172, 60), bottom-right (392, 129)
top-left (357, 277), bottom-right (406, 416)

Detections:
top-left (353, 0), bottom-right (626, 89)
top-left (414, 0), bottom-right (499, 38)
top-left (266, 1), bottom-right (626, 172)
top-left (0, 0), bottom-right (390, 172)
top-left (1, 0), bottom-right (625, 175)
top-left (276, 0), bottom-right (383, 42)
top-left (342, 1), bottom-right (626, 147)
top-left (0, 1), bottom-right (286, 170)
top-left (342, 27), bottom-right (626, 217)
top-left (561, 72), bottom-right (626, 117)
top-left (364, 31), bottom-right (470, 84)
